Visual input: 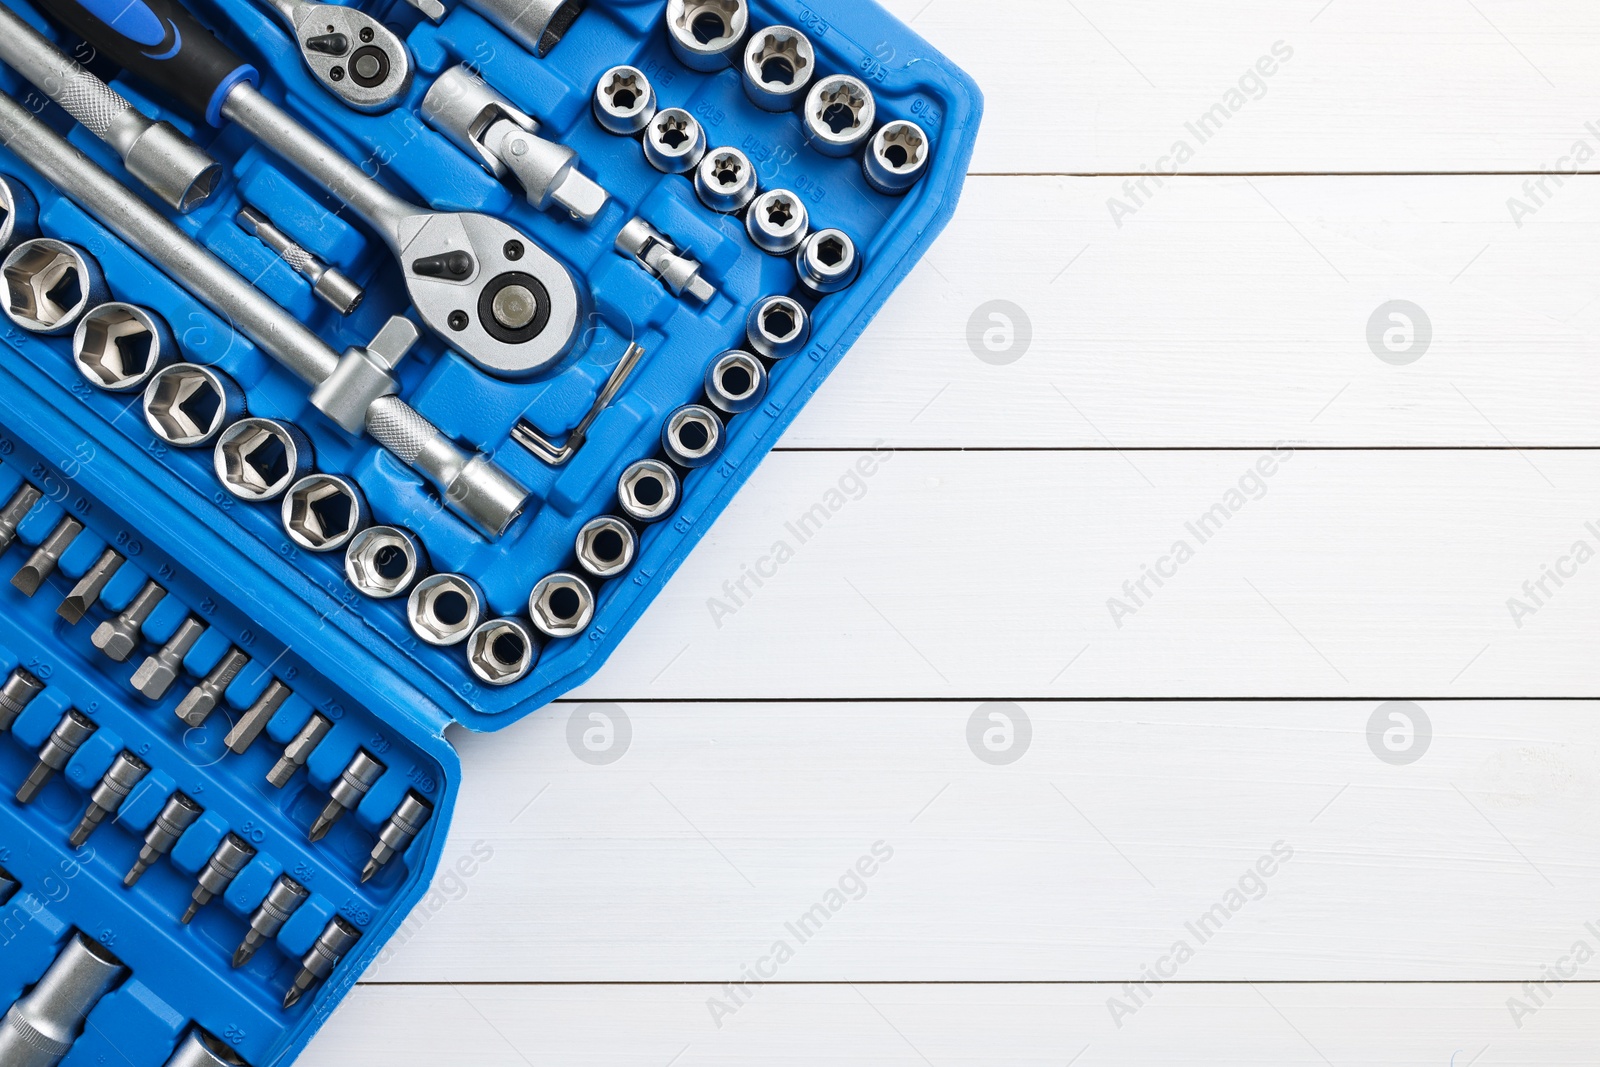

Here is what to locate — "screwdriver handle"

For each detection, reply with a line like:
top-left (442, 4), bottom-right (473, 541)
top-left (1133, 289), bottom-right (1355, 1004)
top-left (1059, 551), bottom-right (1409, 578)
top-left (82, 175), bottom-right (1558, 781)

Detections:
top-left (53, 0), bottom-right (257, 126)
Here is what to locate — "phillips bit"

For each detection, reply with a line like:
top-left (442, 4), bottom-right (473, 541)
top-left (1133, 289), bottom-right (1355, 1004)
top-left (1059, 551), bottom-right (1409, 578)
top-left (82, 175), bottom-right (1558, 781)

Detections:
top-left (0, 482), bottom-right (42, 552)
top-left (58, 547), bottom-right (125, 624)
top-left (282, 916), bottom-right (360, 1009)
top-left (308, 749), bottom-right (385, 842)
top-left (124, 792), bottom-right (203, 887)
top-left (175, 649), bottom-right (250, 728)
top-left (16, 709), bottom-right (97, 804)
top-left (225, 680), bottom-right (291, 756)
top-left (0, 667), bottom-right (45, 732)
top-left (0, 933), bottom-right (127, 1065)
top-left (181, 833), bottom-right (256, 924)
top-left (92, 580), bottom-right (167, 662)
top-left (266, 712), bottom-right (333, 788)
top-left (69, 751), bottom-right (150, 847)
top-left (363, 791), bottom-right (433, 882)
top-left (12, 515), bottom-right (84, 596)
top-left (132, 616), bottom-right (206, 701)
top-left (233, 875), bottom-right (311, 968)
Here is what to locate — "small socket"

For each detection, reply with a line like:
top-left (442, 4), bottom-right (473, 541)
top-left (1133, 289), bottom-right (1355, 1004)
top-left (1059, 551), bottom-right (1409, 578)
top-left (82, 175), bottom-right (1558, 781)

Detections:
top-left (215, 419), bottom-right (314, 502)
top-left (2, 238), bottom-right (107, 334)
top-left (528, 572), bottom-right (595, 638)
top-left (742, 25), bottom-right (815, 112)
top-left (665, 0), bottom-right (749, 71)
top-left (644, 108), bottom-right (707, 174)
top-left (594, 65), bottom-right (656, 135)
top-left (617, 459), bottom-right (679, 524)
top-left (662, 404), bottom-right (725, 469)
top-left (283, 475), bottom-right (368, 554)
top-left (407, 573), bottom-right (484, 647)
top-left (345, 526), bottom-right (426, 599)
top-left (865, 120), bottom-right (932, 195)
top-left (804, 75), bottom-right (877, 158)
top-left (466, 617), bottom-right (539, 686)
top-left (72, 303), bottom-right (173, 392)
top-left (747, 295), bottom-right (811, 359)
top-left (694, 147), bottom-right (759, 214)
top-left (705, 350), bottom-right (768, 414)
top-left (143, 364), bottom-right (244, 447)
top-left (576, 516), bottom-right (637, 579)
top-left (0, 173), bottom-right (40, 256)
top-left (746, 189), bottom-right (809, 255)
top-left (796, 229), bottom-right (861, 294)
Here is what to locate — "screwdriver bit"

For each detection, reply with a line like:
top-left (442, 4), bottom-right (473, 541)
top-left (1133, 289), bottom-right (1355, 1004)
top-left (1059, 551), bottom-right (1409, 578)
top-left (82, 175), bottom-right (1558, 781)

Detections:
top-left (233, 875), bottom-right (310, 968)
top-left (125, 792), bottom-right (203, 887)
top-left (0, 667), bottom-right (45, 732)
top-left (131, 616), bottom-right (206, 701)
top-left (16, 709), bottom-right (97, 804)
top-left (12, 515), bottom-right (84, 596)
top-left (58, 547), bottom-right (125, 624)
top-left (92, 580), bottom-right (167, 662)
top-left (224, 679), bottom-right (290, 756)
top-left (266, 713), bottom-right (333, 788)
top-left (181, 833), bottom-right (255, 924)
top-left (308, 749), bottom-right (385, 842)
top-left (363, 791), bottom-right (433, 882)
top-left (282, 916), bottom-right (360, 1009)
top-left (69, 751), bottom-right (150, 847)
top-left (175, 648), bottom-right (250, 727)
top-left (0, 482), bottom-right (42, 553)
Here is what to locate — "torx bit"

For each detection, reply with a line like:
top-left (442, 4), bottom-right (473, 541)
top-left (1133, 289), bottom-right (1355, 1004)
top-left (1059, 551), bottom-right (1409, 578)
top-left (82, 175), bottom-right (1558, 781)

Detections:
top-left (124, 792), bottom-right (203, 887)
top-left (181, 833), bottom-right (255, 924)
top-left (0, 933), bottom-right (127, 1065)
top-left (131, 616), bottom-right (206, 701)
top-left (57, 547), bottom-right (125, 624)
top-left (282, 916), bottom-right (360, 1009)
top-left (363, 791), bottom-right (433, 883)
top-left (233, 875), bottom-right (310, 968)
top-left (175, 648), bottom-right (250, 728)
top-left (224, 679), bottom-right (291, 756)
top-left (0, 667), bottom-right (45, 732)
top-left (11, 515), bottom-right (84, 596)
top-left (308, 749), bottom-right (385, 842)
top-left (16, 709), bottom-right (97, 804)
top-left (0, 482), bottom-right (42, 552)
top-left (266, 713), bottom-right (333, 788)
top-left (69, 751), bottom-right (149, 847)
top-left (92, 580), bottom-right (167, 662)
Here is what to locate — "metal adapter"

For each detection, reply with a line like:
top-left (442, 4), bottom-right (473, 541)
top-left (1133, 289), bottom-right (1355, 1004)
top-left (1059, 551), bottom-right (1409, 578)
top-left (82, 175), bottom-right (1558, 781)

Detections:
top-left (616, 218), bottom-right (717, 304)
top-left (0, 933), bottom-right (127, 1067)
top-left (237, 206), bottom-right (364, 315)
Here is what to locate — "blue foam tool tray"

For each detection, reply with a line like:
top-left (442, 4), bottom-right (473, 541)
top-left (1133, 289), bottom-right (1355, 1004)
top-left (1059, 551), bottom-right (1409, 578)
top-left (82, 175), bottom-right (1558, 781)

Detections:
top-left (0, 0), bottom-right (980, 1062)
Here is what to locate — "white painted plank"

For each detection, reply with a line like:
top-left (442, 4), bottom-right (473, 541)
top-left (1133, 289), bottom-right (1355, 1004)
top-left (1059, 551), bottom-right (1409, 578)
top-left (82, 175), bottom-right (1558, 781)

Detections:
top-left (361, 700), bottom-right (1600, 982)
top-left (878, 0), bottom-right (1600, 175)
top-left (783, 175), bottom-right (1600, 448)
top-left (307, 982), bottom-right (1600, 1065)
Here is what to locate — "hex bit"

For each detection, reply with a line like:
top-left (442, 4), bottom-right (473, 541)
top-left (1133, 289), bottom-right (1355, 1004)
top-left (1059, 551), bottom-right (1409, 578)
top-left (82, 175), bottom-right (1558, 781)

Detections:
top-left (175, 649), bottom-right (251, 727)
top-left (0, 667), bottom-right (45, 732)
top-left (131, 617), bottom-right (206, 701)
top-left (92, 580), bottom-right (167, 662)
top-left (267, 713), bottom-right (333, 788)
top-left (125, 793), bottom-right (203, 887)
top-left (16, 710), bottom-right (97, 804)
top-left (0, 482), bottom-right (42, 552)
top-left (363, 791), bottom-right (433, 882)
top-left (58, 548), bottom-right (125, 624)
top-left (233, 875), bottom-right (310, 968)
top-left (309, 749), bottom-right (385, 841)
top-left (12, 516), bottom-right (84, 596)
top-left (69, 751), bottom-right (150, 847)
top-left (282, 916), bottom-right (360, 1009)
top-left (182, 834), bottom-right (256, 924)
top-left (224, 680), bottom-right (291, 755)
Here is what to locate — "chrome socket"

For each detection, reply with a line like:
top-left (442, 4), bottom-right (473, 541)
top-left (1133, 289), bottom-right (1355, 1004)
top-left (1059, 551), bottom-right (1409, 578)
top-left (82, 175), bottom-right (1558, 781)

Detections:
top-left (72, 303), bottom-right (174, 393)
top-left (2, 238), bottom-right (107, 335)
top-left (742, 25), bottom-right (815, 112)
top-left (617, 459), bottom-right (679, 524)
top-left (283, 916), bottom-right (361, 1009)
top-left (746, 189), bottom-right (810, 255)
top-left (0, 667), bottom-right (45, 733)
top-left (16, 710), bottom-right (97, 805)
top-left (407, 573), bottom-right (485, 647)
top-left (364, 791), bottom-right (435, 880)
top-left (804, 75), bottom-right (877, 158)
top-left (796, 229), bottom-right (862, 294)
top-left (594, 65), bottom-right (657, 135)
top-left (747, 295), bottom-right (811, 359)
top-left (662, 404), bottom-right (725, 468)
top-left (163, 1029), bottom-right (250, 1067)
top-left (69, 750), bottom-right (149, 847)
top-left (0, 933), bottom-right (126, 1067)
top-left (0, 173), bottom-right (40, 256)
top-left (460, 0), bottom-right (582, 58)
top-left (183, 834), bottom-right (256, 924)
top-left (529, 572), bottom-right (595, 638)
top-left (694, 147), bottom-right (759, 214)
top-left (705, 350), bottom-right (769, 414)
top-left (665, 0), bottom-right (749, 71)
top-left (576, 516), bottom-right (637, 579)
top-left (215, 419), bottom-right (314, 503)
top-left (143, 365), bottom-right (245, 448)
top-left (233, 875), bottom-right (310, 968)
top-left (124, 792), bottom-right (203, 888)
top-left (466, 618), bottom-right (539, 687)
top-left (309, 750), bottom-right (385, 843)
top-left (865, 120), bottom-right (932, 194)
top-left (644, 108), bottom-right (707, 174)
top-left (283, 474), bottom-right (368, 554)
top-left (345, 526), bottom-right (426, 600)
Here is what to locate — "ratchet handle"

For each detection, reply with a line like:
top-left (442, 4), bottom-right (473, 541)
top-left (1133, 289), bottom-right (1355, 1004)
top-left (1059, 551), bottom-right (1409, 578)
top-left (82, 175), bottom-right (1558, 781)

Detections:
top-left (53, 0), bottom-right (257, 127)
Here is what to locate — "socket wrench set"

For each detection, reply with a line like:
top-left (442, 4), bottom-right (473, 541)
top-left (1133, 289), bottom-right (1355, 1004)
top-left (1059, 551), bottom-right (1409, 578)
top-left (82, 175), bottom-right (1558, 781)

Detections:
top-left (0, 0), bottom-right (980, 1062)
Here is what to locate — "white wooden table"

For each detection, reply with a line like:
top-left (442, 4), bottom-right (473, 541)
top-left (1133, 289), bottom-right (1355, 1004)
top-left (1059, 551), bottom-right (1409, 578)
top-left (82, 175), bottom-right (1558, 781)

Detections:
top-left (306, 1), bottom-right (1600, 1062)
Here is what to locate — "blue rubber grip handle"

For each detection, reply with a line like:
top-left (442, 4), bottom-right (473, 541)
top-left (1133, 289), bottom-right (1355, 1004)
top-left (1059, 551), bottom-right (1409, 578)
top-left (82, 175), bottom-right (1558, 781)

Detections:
top-left (52, 0), bottom-right (258, 127)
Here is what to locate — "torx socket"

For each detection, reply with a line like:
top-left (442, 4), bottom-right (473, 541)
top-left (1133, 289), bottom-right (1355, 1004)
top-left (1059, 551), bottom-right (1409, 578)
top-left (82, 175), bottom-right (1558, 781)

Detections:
top-left (182, 833), bottom-right (256, 924)
top-left (131, 617), bottom-right (207, 701)
top-left (803, 75), bottom-right (877, 158)
top-left (664, 0), bottom-right (748, 71)
top-left (694, 147), bottom-right (759, 214)
top-left (0, 932), bottom-right (127, 1067)
top-left (92, 580), bottom-right (167, 662)
top-left (224, 680), bottom-right (291, 756)
top-left (309, 750), bottom-right (385, 842)
top-left (12, 516), bottom-right (85, 597)
top-left (742, 26), bottom-right (816, 112)
top-left (745, 189), bottom-right (809, 256)
top-left (69, 751), bottom-right (150, 847)
top-left (16, 710), bottom-right (97, 804)
top-left (864, 120), bottom-right (931, 195)
top-left (593, 65), bottom-right (656, 135)
top-left (0, 482), bottom-right (43, 552)
top-left (643, 108), bottom-right (706, 175)
top-left (58, 548), bottom-right (125, 624)
top-left (124, 792), bottom-right (203, 887)
top-left (0, 667), bottom-right (45, 732)
top-left (283, 916), bottom-right (360, 1009)
top-left (267, 713), bottom-right (334, 789)
top-left (363, 792), bottom-right (434, 882)
top-left (233, 875), bottom-right (310, 968)
top-left (175, 649), bottom-right (251, 728)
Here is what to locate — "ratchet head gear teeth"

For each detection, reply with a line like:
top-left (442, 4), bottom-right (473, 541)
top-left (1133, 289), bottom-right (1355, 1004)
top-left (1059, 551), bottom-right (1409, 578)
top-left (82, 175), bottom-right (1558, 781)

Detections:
top-left (268, 0), bottom-right (414, 112)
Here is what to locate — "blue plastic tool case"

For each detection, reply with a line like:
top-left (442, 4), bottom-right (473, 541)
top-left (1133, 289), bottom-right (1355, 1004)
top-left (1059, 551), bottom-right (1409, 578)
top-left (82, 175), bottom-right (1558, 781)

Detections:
top-left (0, 0), bottom-right (980, 1062)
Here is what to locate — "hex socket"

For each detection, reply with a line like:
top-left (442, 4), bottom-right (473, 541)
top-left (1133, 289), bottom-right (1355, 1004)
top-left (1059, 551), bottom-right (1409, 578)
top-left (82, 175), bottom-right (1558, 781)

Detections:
top-left (345, 526), bottom-right (427, 599)
top-left (143, 365), bottom-right (245, 448)
top-left (407, 574), bottom-right (485, 647)
top-left (704, 350), bottom-right (769, 414)
top-left (0, 933), bottom-right (126, 1067)
top-left (528, 572), bottom-right (595, 638)
top-left (0, 173), bottom-right (41, 256)
top-left (662, 404), bottom-right (725, 469)
top-left (2, 239), bottom-right (107, 335)
top-left (747, 296), bottom-right (811, 359)
top-left (282, 474), bottom-right (368, 554)
top-left (72, 303), bottom-right (175, 394)
top-left (575, 516), bottom-right (637, 579)
top-left (796, 229), bottom-right (862, 294)
top-left (215, 419), bottom-right (314, 502)
top-left (466, 617), bottom-right (539, 687)
top-left (617, 459), bottom-right (679, 524)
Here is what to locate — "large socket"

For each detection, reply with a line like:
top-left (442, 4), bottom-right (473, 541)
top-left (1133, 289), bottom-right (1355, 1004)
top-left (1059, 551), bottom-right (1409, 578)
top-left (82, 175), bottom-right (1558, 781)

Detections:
top-left (2, 238), bottom-right (107, 335)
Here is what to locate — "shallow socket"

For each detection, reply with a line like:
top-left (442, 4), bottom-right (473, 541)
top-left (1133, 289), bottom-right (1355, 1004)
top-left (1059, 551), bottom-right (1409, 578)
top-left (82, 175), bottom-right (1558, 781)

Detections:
top-left (746, 189), bottom-right (809, 255)
top-left (617, 459), bottom-right (679, 524)
top-left (282, 474), bottom-right (368, 554)
top-left (408, 573), bottom-right (484, 647)
top-left (214, 418), bottom-right (313, 502)
top-left (662, 404), bottom-right (724, 469)
top-left (143, 364), bottom-right (244, 447)
top-left (467, 617), bottom-right (539, 686)
top-left (73, 302), bottom-right (174, 393)
top-left (796, 229), bottom-right (861, 294)
top-left (864, 120), bottom-right (932, 195)
top-left (3, 238), bottom-right (106, 334)
top-left (704, 350), bottom-right (768, 414)
top-left (576, 515), bottom-right (638, 580)
top-left (803, 75), bottom-right (877, 158)
top-left (742, 25), bottom-right (815, 112)
top-left (665, 0), bottom-right (749, 72)
top-left (346, 526), bottom-right (426, 599)
top-left (747, 296), bottom-right (811, 359)
top-left (528, 572), bottom-right (595, 638)
top-left (695, 147), bottom-right (759, 214)
top-left (644, 108), bottom-right (707, 174)
top-left (594, 65), bottom-right (657, 135)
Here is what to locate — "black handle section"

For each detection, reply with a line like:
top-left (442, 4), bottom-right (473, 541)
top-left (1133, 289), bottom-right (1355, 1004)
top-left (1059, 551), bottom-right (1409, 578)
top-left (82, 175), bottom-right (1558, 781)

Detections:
top-left (51, 0), bottom-right (257, 126)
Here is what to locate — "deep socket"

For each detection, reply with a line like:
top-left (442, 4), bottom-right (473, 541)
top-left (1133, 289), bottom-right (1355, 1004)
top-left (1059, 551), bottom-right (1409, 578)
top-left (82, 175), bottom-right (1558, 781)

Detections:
top-left (0, 932), bottom-right (127, 1067)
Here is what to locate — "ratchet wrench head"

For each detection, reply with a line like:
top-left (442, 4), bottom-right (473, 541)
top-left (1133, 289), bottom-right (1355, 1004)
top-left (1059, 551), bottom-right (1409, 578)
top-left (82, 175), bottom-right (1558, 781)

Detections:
top-left (282, 3), bottom-right (412, 112)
